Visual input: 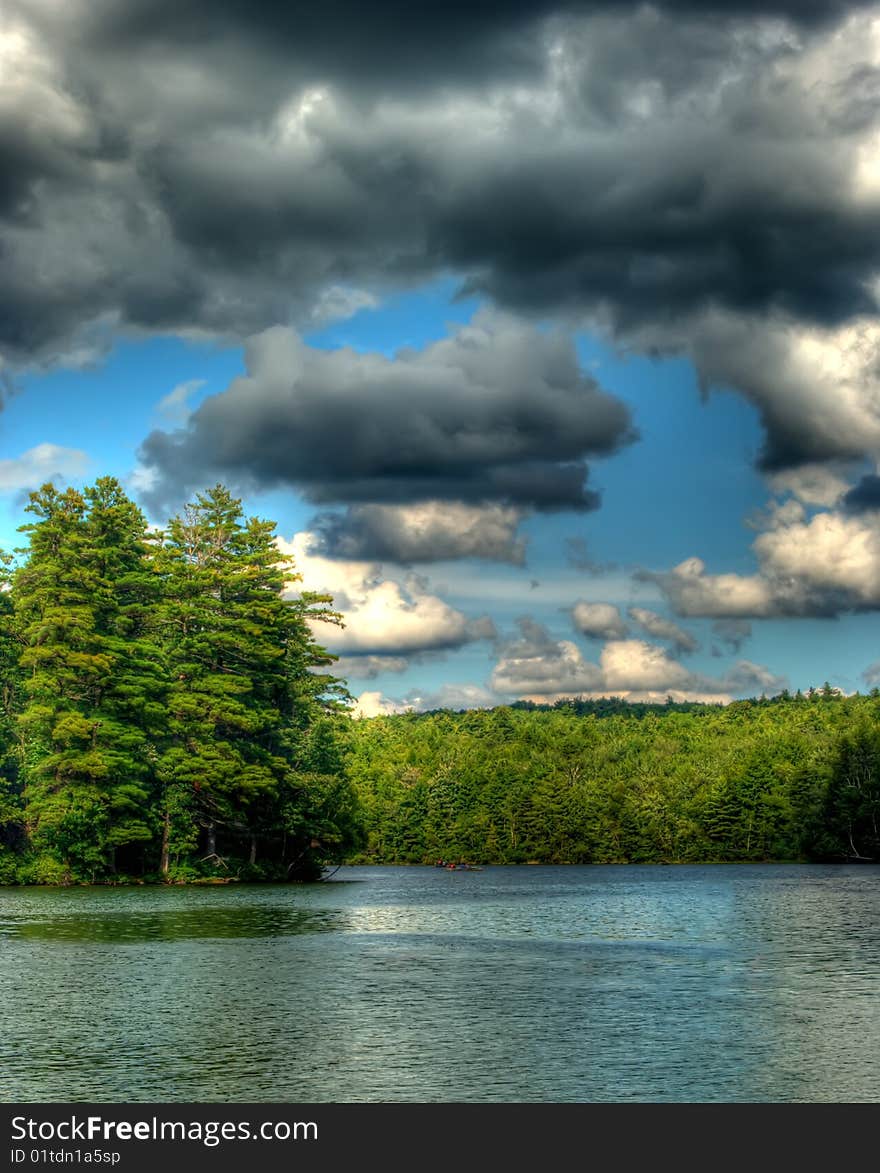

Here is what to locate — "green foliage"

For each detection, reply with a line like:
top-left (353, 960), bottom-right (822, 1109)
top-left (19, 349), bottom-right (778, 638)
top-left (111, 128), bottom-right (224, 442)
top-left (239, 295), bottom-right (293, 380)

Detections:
top-left (818, 724), bottom-right (880, 860)
top-left (0, 850), bottom-right (18, 884)
top-left (0, 547), bottom-right (23, 874)
top-left (154, 486), bottom-right (361, 879)
top-left (347, 694), bottom-right (880, 864)
top-left (15, 853), bottom-right (70, 886)
top-left (12, 481), bottom-right (159, 879)
top-left (3, 478), bottom-right (361, 884)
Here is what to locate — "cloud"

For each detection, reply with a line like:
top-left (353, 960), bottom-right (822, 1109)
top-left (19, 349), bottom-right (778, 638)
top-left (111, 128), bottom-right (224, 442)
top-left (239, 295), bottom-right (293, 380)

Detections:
top-left (712, 618), bottom-right (753, 652)
top-left (157, 378), bottom-right (205, 425)
top-left (492, 631), bottom-right (604, 697)
top-left (490, 620), bottom-right (785, 701)
top-left (646, 504), bottom-right (880, 617)
top-left (751, 509), bottom-right (880, 610)
top-left (309, 286), bottom-right (379, 326)
top-left (279, 531), bottom-right (495, 659)
top-left (672, 313), bottom-right (880, 471)
top-left (332, 655), bottom-right (411, 680)
top-left (600, 639), bottom-right (695, 693)
top-left (402, 682), bottom-right (500, 712)
top-left (627, 607), bottom-right (699, 652)
top-left (4, 0), bottom-right (880, 496)
top-left (352, 680), bottom-right (500, 717)
top-left (351, 691), bottom-right (411, 718)
top-left (137, 311), bottom-right (634, 515)
top-left (767, 465), bottom-right (850, 507)
top-left (0, 443), bottom-right (88, 494)
top-left (645, 557), bottom-right (776, 618)
top-left (722, 660), bottom-right (788, 694)
top-left (308, 501), bottom-right (527, 564)
top-left (571, 600), bottom-right (628, 639)
top-left (6, 0), bottom-right (880, 646)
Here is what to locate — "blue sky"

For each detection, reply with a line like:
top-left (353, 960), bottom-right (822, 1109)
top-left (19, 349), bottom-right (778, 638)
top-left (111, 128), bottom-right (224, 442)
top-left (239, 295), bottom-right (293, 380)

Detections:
top-left (3, 283), bottom-right (873, 709)
top-left (4, 0), bottom-right (880, 712)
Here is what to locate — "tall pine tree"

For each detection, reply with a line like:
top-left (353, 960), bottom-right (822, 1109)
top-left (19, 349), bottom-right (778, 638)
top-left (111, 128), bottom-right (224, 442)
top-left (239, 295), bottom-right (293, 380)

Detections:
top-left (13, 480), bottom-right (160, 881)
top-left (155, 485), bottom-right (360, 878)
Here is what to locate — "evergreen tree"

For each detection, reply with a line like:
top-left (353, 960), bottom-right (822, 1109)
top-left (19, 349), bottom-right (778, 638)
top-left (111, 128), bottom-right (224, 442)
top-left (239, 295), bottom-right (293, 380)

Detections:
top-left (82, 478), bottom-right (167, 874)
top-left (13, 481), bottom-right (158, 880)
top-left (820, 725), bottom-right (880, 860)
top-left (155, 485), bottom-right (360, 878)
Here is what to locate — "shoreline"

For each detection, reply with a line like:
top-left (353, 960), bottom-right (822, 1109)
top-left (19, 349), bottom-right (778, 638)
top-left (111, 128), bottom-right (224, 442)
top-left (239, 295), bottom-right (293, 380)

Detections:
top-left (2, 856), bottom-right (878, 889)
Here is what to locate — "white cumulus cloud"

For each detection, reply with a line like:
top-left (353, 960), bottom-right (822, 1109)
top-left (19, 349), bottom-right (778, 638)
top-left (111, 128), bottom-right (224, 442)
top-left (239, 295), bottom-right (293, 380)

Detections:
top-left (0, 443), bottom-right (88, 494)
top-left (571, 600), bottom-right (628, 640)
top-left (279, 530), bottom-right (494, 658)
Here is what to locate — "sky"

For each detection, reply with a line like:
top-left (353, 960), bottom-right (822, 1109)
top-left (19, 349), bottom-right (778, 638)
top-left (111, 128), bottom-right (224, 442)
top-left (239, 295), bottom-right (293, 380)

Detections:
top-left (3, 0), bottom-right (880, 715)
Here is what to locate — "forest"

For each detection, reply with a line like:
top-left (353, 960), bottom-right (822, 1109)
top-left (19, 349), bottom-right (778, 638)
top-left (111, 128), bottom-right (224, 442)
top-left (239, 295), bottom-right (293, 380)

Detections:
top-left (0, 478), bottom-right (363, 884)
top-left (345, 692), bottom-right (880, 866)
top-left (1, 478), bottom-right (879, 885)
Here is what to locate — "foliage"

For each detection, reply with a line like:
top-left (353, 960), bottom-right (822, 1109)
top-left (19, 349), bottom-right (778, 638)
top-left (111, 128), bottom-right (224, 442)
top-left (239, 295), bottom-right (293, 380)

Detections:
top-left (346, 694), bottom-right (880, 865)
top-left (1, 478), bottom-right (361, 884)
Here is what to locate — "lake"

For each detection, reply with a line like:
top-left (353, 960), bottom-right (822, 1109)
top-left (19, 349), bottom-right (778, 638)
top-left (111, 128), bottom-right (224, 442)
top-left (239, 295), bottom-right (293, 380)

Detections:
top-left (1, 864), bottom-right (878, 1102)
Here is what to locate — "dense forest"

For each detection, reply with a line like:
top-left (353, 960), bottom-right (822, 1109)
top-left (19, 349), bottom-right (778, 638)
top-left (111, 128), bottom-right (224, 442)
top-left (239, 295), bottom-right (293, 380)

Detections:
top-left (345, 693), bottom-right (880, 865)
top-left (0, 478), bottom-right (363, 884)
top-left (2, 478), bottom-right (880, 885)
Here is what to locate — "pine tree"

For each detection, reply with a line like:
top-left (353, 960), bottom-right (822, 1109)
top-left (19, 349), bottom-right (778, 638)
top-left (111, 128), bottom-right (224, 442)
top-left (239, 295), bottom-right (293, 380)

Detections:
top-left (13, 480), bottom-right (160, 881)
top-left (82, 478), bottom-right (167, 873)
top-left (155, 485), bottom-right (359, 877)
top-left (820, 725), bottom-right (880, 860)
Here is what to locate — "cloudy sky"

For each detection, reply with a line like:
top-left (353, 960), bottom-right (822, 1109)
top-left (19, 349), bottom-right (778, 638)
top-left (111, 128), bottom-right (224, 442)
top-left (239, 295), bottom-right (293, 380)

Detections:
top-left (4, 0), bottom-right (880, 714)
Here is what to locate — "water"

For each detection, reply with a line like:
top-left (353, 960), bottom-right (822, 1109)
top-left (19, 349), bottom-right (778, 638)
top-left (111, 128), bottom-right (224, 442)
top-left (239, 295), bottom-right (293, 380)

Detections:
top-left (1, 865), bottom-right (878, 1102)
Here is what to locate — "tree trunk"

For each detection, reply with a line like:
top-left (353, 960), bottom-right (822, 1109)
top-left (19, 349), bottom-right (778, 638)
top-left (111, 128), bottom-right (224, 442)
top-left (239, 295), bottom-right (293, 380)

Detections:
top-left (205, 821), bottom-right (216, 857)
top-left (249, 834), bottom-right (257, 865)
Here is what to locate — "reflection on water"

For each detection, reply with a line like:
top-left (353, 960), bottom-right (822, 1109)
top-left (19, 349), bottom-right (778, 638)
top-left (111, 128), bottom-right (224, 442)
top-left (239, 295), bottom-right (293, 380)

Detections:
top-left (1, 865), bottom-right (878, 1102)
top-left (1, 905), bottom-right (346, 943)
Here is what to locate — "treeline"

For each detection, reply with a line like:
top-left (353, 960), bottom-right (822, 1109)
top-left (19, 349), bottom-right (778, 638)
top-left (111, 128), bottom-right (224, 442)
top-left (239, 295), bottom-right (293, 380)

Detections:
top-left (3, 479), bottom-right (878, 883)
top-left (0, 478), bottom-right (362, 885)
top-left (346, 694), bottom-right (880, 864)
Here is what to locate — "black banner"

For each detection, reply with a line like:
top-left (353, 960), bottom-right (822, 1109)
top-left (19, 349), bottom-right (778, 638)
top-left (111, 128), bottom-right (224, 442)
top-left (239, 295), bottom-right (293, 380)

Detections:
top-left (0, 1104), bottom-right (870, 1173)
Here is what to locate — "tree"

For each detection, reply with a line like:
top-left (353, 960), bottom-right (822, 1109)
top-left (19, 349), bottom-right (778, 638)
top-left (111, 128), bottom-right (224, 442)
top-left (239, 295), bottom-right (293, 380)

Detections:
top-left (0, 549), bottom-right (23, 881)
top-left (819, 725), bottom-right (880, 860)
top-left (155, 485), bottom-right (360, 878)
top-left (13, 480), bottom-right (159, 881)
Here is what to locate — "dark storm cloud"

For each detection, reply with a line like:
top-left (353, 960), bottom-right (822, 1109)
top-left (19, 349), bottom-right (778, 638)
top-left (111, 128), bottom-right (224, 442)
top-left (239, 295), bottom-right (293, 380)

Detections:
top-left (5, 0), bottom-right (880, 474)
top-left (17, 0), bottom-right (872, 95)
top-left (35, 0), bottom-right (878, 65)
top-left (843, 474), bottom-right (880, 513)
top-left (138, 313), bottom-right (635, 516)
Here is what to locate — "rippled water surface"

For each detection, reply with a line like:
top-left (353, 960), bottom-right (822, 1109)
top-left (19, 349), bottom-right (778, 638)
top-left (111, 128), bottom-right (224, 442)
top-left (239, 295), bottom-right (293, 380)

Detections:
top-left (2, 865), bottom-right (878, 1102)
